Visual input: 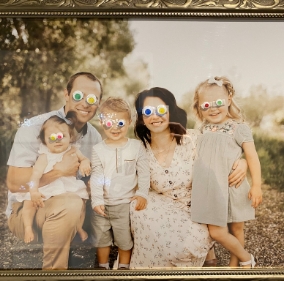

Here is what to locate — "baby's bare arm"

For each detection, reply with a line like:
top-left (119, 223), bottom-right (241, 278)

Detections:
top-left (29, 154), bottom-right (48, 190)
top-left (7, 147), bottom-right (80, 193)
top-left (29, 154), bottom-right (48, 208)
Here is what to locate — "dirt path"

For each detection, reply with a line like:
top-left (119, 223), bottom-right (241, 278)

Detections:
top-left (0, 182), bottom-right (283, 269)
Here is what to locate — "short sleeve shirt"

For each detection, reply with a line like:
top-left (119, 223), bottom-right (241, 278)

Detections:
top-left (6, 107), bottom-right (102, 217)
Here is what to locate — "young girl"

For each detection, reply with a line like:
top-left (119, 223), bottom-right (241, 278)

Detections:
top-left (15, 113), bottom-right (90, 244)
top-left (191, 76), bottom-right (263, 268)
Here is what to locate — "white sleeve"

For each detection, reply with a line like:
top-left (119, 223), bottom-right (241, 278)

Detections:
top-left (135, 144), bottom-right (150, 200)
top-left (7, 125), bottom-right (41, 167)
top-left (90, 147), bottom-right (105, 208)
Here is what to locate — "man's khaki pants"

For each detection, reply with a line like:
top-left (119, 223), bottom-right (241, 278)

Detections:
top-left (8, 193), bottom-right (83, 269)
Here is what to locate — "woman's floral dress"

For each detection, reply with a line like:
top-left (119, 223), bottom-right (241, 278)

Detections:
top-left (130, 129), bottom-right (213, 268)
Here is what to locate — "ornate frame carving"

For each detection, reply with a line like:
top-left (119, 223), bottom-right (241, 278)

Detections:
top-left (0, 2), bottom-right (284, 280)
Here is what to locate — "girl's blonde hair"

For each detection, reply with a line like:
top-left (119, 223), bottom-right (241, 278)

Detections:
top-left (193, 76), bottom-right (244, 122)
top-left (99, 97), bottom-right (132, 120)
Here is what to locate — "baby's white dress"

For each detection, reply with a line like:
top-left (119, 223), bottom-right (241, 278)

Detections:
top-left (15, 144), bottom-right (89, 202)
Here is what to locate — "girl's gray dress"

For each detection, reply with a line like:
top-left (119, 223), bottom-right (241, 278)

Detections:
top-left (191, 119), bottom-right (255, 227)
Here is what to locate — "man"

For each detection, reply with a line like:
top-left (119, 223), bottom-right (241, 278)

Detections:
top-left (6, 72), bottom-right (102, 269)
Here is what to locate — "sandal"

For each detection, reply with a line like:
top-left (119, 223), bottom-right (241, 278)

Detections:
top-left (94, 266), bottom-right (109, 270)
top-left (118, 267), bottom-right (130, 270)
top-left (239, 254), bottom-right (256, 268)
top-left (203, 258), bottom-right (218, 267)
top-left (203, 244), bottom-right (218, 267)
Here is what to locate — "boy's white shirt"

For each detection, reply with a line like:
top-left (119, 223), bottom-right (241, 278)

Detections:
top-left (90, 138), bottom-right (150, 208)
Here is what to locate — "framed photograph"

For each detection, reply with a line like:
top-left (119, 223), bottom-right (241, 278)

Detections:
top-left (1, 2), bottom-right (284, 280)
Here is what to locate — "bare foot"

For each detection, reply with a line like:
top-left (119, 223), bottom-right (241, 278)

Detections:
top-left (24, 226), bottom-right (34, 243)
top-left (78, 229), bottom-right (88, 242)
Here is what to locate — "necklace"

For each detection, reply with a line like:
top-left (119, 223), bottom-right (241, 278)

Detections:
top-left (153, 148), bottom-right (166, 155)
top-left (152, 138), bottom-right (174, 167)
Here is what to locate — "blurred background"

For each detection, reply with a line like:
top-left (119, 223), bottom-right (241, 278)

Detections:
top-left (1, 18), bottom-right (284, 190)
top-left (0, 18), bottom-right (283, 269)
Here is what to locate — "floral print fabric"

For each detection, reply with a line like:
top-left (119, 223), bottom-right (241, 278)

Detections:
top-left (130, 130), bottom-right (213, 268)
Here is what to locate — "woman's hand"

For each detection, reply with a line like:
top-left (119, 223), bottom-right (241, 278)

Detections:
top-left (131, 196), bottom-right (147, 210)
top-left (228, 158), bottom-right (248, 188)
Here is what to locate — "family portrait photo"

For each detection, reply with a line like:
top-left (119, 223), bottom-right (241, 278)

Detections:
top-left (0, 17), bottom-right (283, 273)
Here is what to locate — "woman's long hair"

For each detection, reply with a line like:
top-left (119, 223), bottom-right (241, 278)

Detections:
top-left (134, 87), bottom-right (187, 147)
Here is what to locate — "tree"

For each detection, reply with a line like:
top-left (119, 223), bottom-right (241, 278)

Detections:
top-left (0, 18), bottom-right (136, 120)
top-left (0, 18), bottom-right (150, 166)
top-left (241, 85), bottom-right (284, 128)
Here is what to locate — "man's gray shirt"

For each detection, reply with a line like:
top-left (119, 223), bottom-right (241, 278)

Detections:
top-left (6, 107), bottom-right (102, 217)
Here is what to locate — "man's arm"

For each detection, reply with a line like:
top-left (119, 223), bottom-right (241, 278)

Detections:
top-left (75, 148), bottom-right (91, 177)
top-left (7, 147), bottom-right (80, 193)
top-left (7, 166), bottom-right (33, 193)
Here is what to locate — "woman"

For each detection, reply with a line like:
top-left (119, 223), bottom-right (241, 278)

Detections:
top-left (129, 87), bottom-right (247, 268)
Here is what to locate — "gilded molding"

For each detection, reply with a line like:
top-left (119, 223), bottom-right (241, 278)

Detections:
top-left (0, 0), bottom-right (284, 11)
top-left (0, 269), bottom-right (284, 279)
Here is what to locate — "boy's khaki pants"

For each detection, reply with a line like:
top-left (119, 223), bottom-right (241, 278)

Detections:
top-left (8, 193), bottom-right (83, 269)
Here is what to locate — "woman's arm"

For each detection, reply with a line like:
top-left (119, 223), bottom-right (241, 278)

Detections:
top-left (242, 141), bottom-right (262, 208)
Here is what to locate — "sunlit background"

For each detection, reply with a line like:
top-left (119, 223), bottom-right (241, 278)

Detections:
top-left (129, 20), bottom-right (284, 101)
top-left (2, 18), bottom-right (283, 189)
top-left (0, 18), bottom-right (283, 269)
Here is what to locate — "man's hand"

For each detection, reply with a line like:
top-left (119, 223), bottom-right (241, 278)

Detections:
top-left (79, 159), bottom-right (91, 177)
top-left (248, 185), bottom-right (263, 208)
top-left (94, 205), bottom-right (106, 216)
top-left (131, 196), bottom-right (147, 211)
top-left (229, 159), bottom-right (248, 188)
top-left (53, 147), bottom-right (79, 177)
top-left (30, 191), bottom-right (46, 208)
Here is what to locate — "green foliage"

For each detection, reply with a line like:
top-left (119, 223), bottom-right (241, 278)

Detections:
top-left (0, 18), bottom-right (135, 120)
top-left (0, 18), bottom-right (150, 166)
top-left (254, 133), bottom-right (284, 191)
top-left (240, 85), bottom-right (284, 127)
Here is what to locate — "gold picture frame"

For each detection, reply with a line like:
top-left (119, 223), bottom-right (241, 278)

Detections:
top-left (0, 2), bottom-right (284, 280)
